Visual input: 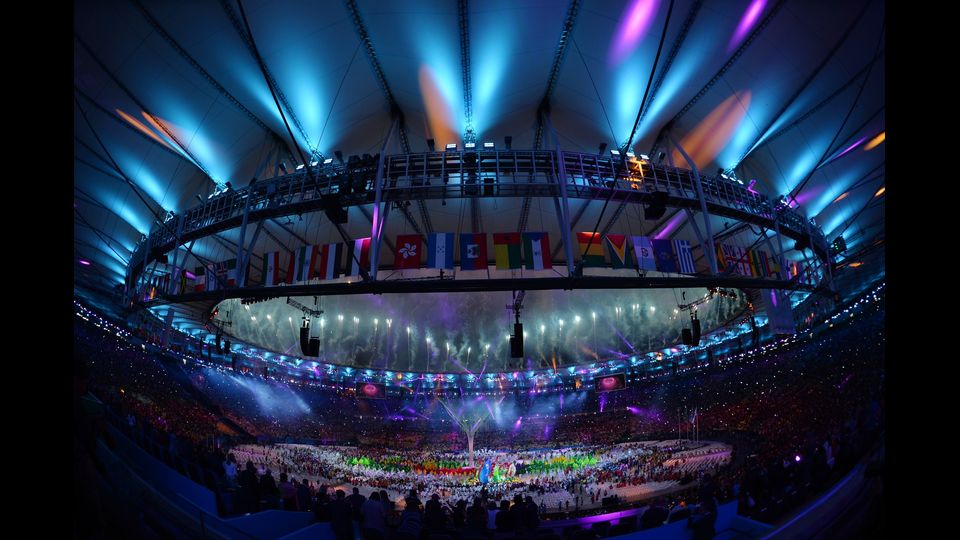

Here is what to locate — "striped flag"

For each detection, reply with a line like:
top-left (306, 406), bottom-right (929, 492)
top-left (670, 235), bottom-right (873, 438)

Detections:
top-left (206, 263), bottom-right (219, 291)
top-left (652, 239), bottom-right (677, 272)
top-left (715, 244), bottom-right (728, 272)
top-left (345, 237), bottom-right (371, 276)
top-left (194, 266), bottom-right (206, 292)
top-left (283, 251), bottom-right (295, 284)
top-left (427, 233), bottom-right (454, 269)
top-left (604, 234), bottom-right (631, 268)
top-left (317, 242), bottom-right (343, 280)
top-left (395, 234), bottom-right (422, 269)
top-left (632, 236), bottom-right (657, 271)
top-left (673, 239), bottom-right (695, 273)
top-left (493, 233), bottom-right (523, 270)
top-left (223, 258), bottom-right (238, 286)
top-left (263, 252), bottom-right (282, 286)
top-left (748, 250), bottom-right (762, 277)
top-left (459, 233), bottom-right (488, 270)
top-left (523, 232), bottom-right (552, 270)
top-left (758, 250), bottom-right (771, 278)
top-left (737, 247), bottom-right (752, 276)
top-left (577, 232), bottom-right (605, 267)
top-left (294, 245), bottom-right (319, 283)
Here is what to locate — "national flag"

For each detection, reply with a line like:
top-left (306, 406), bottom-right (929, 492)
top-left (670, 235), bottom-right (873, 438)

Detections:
top-left (768, 253), bottom-right (782, 279)
top-left (176, 268), bottom-right (188, 295)
top-left (758, 250), bottom-right (771, 278)
top-left (577, 232), bottom-right (605, 267)
top-left (673, 239), bottom-right (695, 273)
top-left (632, 236), bottom-right (657, 271)
top-left (284, 251), bottom-right (295, 284)
top-left (345, 237), bottom-right (371, 276)
top-left (733, 247), bottom-right (750, 276)
top-left (715, 244), bottom-right (728, 272)
top-left (748, 250), bottom-right (762, 277)
top-left (459, 233), bottom-right (488, 270)
top-left (523, 232), bottom-right (551, 270)
top-left (294, 245), bottom-right (319, 283)
top-left (221, 258), bottom-right (238, 286)
top-left (427, 233), bottom-right (455, 269)
top-left (262, 252), bottom-right (282, 286)
top-left (493, 233), bottom-right (523, 270)
top-left (194, 266), bottom-right (206, 292)
top-left (317, 242), bottom-right (343, 280)
top-left (205, 263), bottom-right (219, 291)
top-left (652, 239), bottom-right (677, 272)
top-left (604, 234), bottom-right (631, 268)
top-left (395, 234), bottom-right (422, 269)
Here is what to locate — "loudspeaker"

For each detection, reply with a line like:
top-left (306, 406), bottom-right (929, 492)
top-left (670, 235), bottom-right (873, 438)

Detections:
top-left (224, 340), bottom-right (231, 353)
top-left (644, 191), bottom-right (668, 220)
top-left (682, 328), bottom-right (693, 345)
top-left (231, 356), bottom-right (237, 371)
top-left (510, 323), bottom-right (524, 358)
top-left (308, 337), bottom-right (321, 357)
top-left (691, 319), bottom-right (701, 345)
top-left (216, 333), bottom-right (223, 354)
top-left (300, 326), bottom-right (311, 356)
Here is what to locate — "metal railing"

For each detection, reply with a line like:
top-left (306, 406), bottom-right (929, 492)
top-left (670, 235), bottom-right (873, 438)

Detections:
top-left (129, 150), bottom-right (828, 285)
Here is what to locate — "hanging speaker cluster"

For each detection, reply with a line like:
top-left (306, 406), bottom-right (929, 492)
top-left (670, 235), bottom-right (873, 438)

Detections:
top-left (509, 323), bottom-right (524, 358)
top-left (299, 325), bottom-right (320, 357)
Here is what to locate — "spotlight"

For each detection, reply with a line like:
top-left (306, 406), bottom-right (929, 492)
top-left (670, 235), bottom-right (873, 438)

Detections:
top-left (427, 138), bottom-right (435, 152)
top-left (296, 163), bottom-right (305, 170)
top-left (278, 162), bottom-right (287, 173)
top-left (610, 149), bottom-right (621, 156)
top-left (464, 142), bottom-right (476, 149)
top-left (323, 158), bottom-right (334, 164)
top-left (504, 136), bottom-right (512, 149)
top-left (334, 150), bottom-right (343, 163)
top-left (483, 141), bottom-right (495, 149)
top-left (598, 142), bottom-right (607, 155)
top-left (445, 143), bottom-right (458, 152)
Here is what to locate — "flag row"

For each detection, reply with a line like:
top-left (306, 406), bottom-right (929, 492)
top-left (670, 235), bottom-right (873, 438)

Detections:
top-left (169, 233), bottom-right (816, 292)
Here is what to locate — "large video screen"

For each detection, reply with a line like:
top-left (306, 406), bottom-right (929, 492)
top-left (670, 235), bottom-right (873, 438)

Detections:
top-left (594, 373), bottom-right (627, 392)
top-left (356, 382), bottom-right (387, 399)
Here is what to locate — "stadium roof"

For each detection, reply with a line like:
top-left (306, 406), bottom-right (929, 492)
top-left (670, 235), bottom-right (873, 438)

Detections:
top-left (74, 0), bottom-right (885, 335)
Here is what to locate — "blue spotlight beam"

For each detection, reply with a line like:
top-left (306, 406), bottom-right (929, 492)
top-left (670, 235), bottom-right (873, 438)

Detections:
top-left (217, 0), bottom-right (317, 159)
top-left (619, 0), bottom-right (677, 154)
top-left (133, 0), bottom-right (298, 164)
top-left (74, 35), bottom-right (217, 184)
top-left (746, 49), bottom-right (884, 159)
top-left (650, 0), bottom-right (786, 157)
top-left (730, 0), bottom-right (875, 170)
top-left (621, 0), bottom-right (704, 154)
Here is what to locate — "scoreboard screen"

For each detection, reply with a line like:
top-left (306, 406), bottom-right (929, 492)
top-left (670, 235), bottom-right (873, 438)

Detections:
top-left (594, 373), bottom-right (626, 392)
top-left (356, 382), bottom-right (387, 399)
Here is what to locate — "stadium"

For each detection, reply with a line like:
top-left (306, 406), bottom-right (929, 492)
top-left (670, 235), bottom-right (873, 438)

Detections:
top-left (73, 1), bottom-right (886, 538)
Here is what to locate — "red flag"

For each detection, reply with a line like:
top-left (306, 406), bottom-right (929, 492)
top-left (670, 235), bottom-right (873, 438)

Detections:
top-left (394, 234), bottom-right (422, 269)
